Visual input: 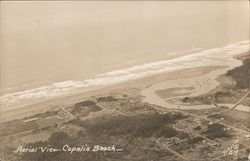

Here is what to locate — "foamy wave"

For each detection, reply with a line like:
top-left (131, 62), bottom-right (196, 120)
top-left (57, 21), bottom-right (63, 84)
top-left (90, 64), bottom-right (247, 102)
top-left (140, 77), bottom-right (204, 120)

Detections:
top-left (1, 40), bottom-right (249, 108)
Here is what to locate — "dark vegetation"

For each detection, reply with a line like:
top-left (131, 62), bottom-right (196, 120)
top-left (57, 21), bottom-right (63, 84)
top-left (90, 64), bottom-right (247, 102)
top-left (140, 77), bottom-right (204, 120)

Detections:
top-left (202, 123), bottom-right (231, 139)
top-left (18, 131), bottom-right (175, 161)
top-left (18, 132), bottom-right (104, 161)
top-left (81, 112), bottom-right (188, 138)
top-left (74, 100), bottom-right (96, 107)
top-left (24, 110), bottom-right (58, 119)
top-left (187, 136), bottom-right (204, 144)
top-left (169, 141), bottom-right (191, 154)
top-left (170, 136), bottom-right (205, 154)
top-left (114, 100), bottom-right (150, 112)
top-left (183, 97), bottom-right (190, 102)
top-left (71, 100), bottom-right (102, 115)
top-left (237, 157), bottom-right (249, 161)
top-left (227, 57), bottom-right (250, 89)
top-left (214, 90), bottom-right (233, 98)
top-left (18, 111), bottom-right (188, 161)
top-left (97, 96), bottom-right (117, 102)
top-left (193, 126), bottom-right (202, 131)
top-left (0, 120), bottom-right (38, 137)
top-left (182, 95), bottom-right (214, 105)
top-left (186, 55), bottom-right (250, 106)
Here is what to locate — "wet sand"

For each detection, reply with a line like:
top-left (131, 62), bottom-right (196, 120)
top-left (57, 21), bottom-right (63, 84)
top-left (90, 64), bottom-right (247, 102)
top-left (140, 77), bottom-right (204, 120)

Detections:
top-left (1, 52), bottom-right (250, 122)
top-left (141, 66), bottom-right (224, 110)
top-left (0, 66), bottom-right (221, 122)
top-left (141, 54), bottom-right (250, 112)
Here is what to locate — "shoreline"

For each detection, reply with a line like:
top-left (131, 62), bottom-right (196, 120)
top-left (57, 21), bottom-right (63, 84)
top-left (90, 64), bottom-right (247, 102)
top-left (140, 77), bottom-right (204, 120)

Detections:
top-left (1, 51), bottom-right (250, 122)
top-left (0, 66), bottom-right (223, 123)
top-left (141, 52), bottom-right (250, 111)
top-left (1, 40), bottom-right (249, 111)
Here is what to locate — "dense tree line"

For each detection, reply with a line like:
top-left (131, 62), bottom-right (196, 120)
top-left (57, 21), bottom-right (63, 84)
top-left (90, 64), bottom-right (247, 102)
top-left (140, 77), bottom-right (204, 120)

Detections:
top-left (18, 112), bottom-right (188, 161)
top-left (227, 58), bottom-right (250, 89)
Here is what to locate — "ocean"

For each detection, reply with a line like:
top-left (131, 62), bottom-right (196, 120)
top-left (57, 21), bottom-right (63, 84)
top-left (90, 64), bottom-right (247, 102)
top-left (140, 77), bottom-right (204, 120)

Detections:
top-left (0, 1), bottom-right (249, 109)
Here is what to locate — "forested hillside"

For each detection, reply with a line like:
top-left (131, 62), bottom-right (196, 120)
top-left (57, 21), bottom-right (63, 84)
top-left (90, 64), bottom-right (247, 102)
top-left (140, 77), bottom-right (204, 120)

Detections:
top-left (227, 56), bottom-right (250, 89)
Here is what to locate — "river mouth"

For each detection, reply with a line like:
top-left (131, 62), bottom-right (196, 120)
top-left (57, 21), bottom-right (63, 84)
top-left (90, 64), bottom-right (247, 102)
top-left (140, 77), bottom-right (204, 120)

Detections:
top-left (140, 53), bottom-right (250, 112)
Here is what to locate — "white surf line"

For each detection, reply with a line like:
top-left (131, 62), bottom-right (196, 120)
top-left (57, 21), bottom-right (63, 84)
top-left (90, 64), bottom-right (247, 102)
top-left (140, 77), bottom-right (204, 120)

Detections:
top-left (1, 40), bottom-right (249, 110)
top-left (141, 42), bottom-right (250, 110)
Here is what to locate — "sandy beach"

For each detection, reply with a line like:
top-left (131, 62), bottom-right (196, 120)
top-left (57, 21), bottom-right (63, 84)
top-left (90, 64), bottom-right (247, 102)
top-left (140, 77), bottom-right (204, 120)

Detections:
top-left (0, 66), bottom-right (218, 122)
top-left (1, 2), bottom-right (250, 161)
top-left (141, 53), bottom-right (250, 112)
top-left (1, 41), bottom-right (250, 122)
top-left (1, 63), bottom-right (248, 123)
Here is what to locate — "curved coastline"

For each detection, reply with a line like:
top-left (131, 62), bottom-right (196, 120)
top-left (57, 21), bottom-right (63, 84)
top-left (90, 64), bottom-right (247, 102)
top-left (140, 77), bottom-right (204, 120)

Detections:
top-left (0, 40), bottom-right (249, 122)
top-left (141, 51), bottom-right (250, 112)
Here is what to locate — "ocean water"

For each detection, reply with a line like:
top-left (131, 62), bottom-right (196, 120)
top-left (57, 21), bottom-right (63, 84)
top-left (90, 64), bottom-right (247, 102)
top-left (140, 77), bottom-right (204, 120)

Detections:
top-left (1, 40), bottom-right (249, 109)
top-left (0, 1), bottom-right (249, 109)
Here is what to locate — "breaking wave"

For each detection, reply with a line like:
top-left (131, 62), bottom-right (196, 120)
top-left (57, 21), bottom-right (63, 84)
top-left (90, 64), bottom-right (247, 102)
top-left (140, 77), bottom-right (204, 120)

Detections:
top-left (1, 40), bottom-right (249, 108)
